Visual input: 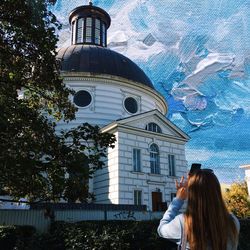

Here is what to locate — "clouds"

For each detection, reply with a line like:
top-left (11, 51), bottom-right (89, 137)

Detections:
top-left (53, 0), bottom-right (250, 182)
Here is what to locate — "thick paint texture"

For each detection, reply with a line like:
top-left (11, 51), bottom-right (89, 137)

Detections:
top-left (51, 0), bottom-right (250, 183)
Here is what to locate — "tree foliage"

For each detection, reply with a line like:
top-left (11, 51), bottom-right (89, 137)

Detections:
top-left (0, 0), bottom-right (116, 202)
top-left (0, 0), bottom-right (76, 120)
top-left (223, 181), bottom-right (250, 218)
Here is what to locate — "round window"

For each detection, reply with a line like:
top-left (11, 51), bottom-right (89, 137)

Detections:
top-left (124, 97), bottom-right (138, 114)
top-left (73, 90), bottom-right (92, 107)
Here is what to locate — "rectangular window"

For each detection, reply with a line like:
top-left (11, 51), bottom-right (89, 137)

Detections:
top-left (85, 17), bottom-right (92, 43)
top-left (71, 21), bottom-right (75, 44)
top-left (95, 19), bottom-right (101, 44)
top-left (76, 18), bottom-right (83, 43)
top-left (134, 190), bottom-right (142, 205)
top-left (95, 29), bottom-right (100, 44)
top-left (150, 153), bottom-right (160, 174)
top-left (133, 148), bottom-right (141, 172)
top-left (168, 154), bottom-right (176, 176)
top-left (102, 23), bottom-right (106, 46)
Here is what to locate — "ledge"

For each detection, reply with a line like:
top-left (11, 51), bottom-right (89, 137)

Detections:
top-left (146, 180), bottom-right (166, 185)
top-left (167, 175), bottom-right (178, 179)
top-left (130, 171), bottom-right (145, 175)
top-left (148, 173), bottom-right (163, 177)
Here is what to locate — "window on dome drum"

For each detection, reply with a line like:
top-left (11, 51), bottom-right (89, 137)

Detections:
top-left (145, 123), bottom-right (162, 133)
top-left (124, 97), bottom-right (138, 114)
top-left (150, 144), bottom-right (160, 174)
top-left (168, 154), bottom-right (176, 176)
top-left (95, 19), bottom-right (101, 45)
top-left (134, 190), bottom-right (142, 205)
top-left (102, 23), bottom-right (106, 46)
top-left (73, 90), bottom-right (92, 107)
top-left (76, 18), bottom-right (84, 43)
top-left (133, 148), bottom-right (141, 172)
top-left (85, 17), bottom-right (92, 43)
top-left (71, 21), bottom-right (75, 44)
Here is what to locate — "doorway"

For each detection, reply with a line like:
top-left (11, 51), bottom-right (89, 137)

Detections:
top-left (152, 191), bottom-right (162, 211)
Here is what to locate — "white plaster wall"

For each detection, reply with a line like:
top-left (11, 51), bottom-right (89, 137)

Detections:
top-left (117, 131), bottom-right (187, 210)
top-left (56, 77), bottom-right (166, 130)
top-left (93, 132), bottom-right (119, 204)
top-left (244, 167), bottom-right (250, 196)
top-left (53, 76), bottom-right (188, 209)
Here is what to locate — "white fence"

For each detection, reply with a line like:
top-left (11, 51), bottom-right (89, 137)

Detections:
top-left (0, 209), bottom-right (164, 232)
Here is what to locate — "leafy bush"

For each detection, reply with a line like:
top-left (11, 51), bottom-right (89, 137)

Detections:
top-left (223, 181), bottom-right (250, 218)
top-left (49, 220), bottom-right (176, 250)
top-left (0, 226), bottom-right (17, 250)
top-left (0, 225), bottom-right (36, 250)
top-left (238, 219), bottom-right (250, 250)
top-left (1, 220), bottom-right (250, 249)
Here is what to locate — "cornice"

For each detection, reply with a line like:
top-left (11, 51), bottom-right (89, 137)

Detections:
top-left (61, 72), bottom-right (167, 114)
top-left (102, 123), bottom-right (188, 144)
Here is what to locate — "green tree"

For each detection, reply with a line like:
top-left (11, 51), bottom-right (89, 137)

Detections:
top-left (0, 0), bottom-right (116, 202)
top-left (223, 181), bottom-right (250, 218)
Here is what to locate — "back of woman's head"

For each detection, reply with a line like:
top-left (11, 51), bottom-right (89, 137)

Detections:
top-left (185, 170), bottom-right (238, 250)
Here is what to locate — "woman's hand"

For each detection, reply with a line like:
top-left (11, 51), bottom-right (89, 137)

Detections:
top-left (175, 176), bottom-right (188, 200)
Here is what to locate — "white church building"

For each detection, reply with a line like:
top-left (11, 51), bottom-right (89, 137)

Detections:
top-left (56, 2), bottom-right (190, 211)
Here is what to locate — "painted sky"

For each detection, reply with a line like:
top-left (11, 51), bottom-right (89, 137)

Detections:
top-left (51, 0), bottom-right (250, 183)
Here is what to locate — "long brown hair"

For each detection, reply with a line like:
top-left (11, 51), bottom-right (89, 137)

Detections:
top-left (185, 170), bottom-right (238, 250)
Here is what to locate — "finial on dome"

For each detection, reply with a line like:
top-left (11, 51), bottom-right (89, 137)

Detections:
top-left (89, 0), bottom-right (93, 6)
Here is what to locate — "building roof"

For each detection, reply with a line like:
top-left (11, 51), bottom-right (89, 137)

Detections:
top-left (57, 45), bottom-right (155, 89)
top-left (69, 4), bottom-right (111, 28)
top-left (240, 164), bottom-right (250, 169)
top-left (101, 109), bottom-right (190, 142)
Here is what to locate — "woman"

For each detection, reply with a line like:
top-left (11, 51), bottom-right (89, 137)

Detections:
top-left (157, 170), bottom-right (240, 250)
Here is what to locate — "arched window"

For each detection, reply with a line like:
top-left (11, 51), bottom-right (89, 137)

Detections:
top-left (150, 144), bottom-right (160, 174)
top-left (145, 123), bottom-right (162, 133)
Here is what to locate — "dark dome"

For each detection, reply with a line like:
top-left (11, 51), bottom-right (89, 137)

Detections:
top-left (57, 45), bottom-right (154, 89)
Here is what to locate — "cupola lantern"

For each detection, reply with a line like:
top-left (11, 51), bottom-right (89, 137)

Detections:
top-left (69, 2), bottom-right (111, 47)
